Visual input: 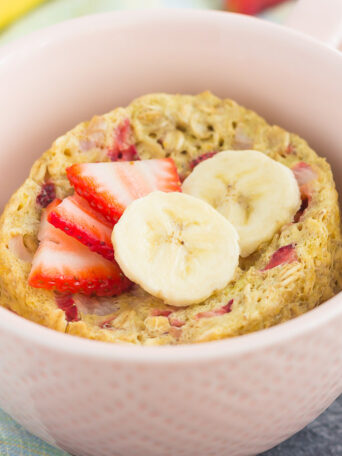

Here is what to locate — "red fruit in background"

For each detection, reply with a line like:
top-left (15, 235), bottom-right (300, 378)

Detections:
top-left (28, 200), bottom-right (131, 296)
top-left (225, 0), bottom-right (287, 15)
top-left (67, 158), bottom-right (182, 223)
top-left (48, 193), bottom-right (114, 261)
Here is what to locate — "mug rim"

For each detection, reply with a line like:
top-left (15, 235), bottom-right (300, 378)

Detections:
top-left (0, 8), bottom-right (341, 363)
top-left (0, 8), bottom-right (341, 64)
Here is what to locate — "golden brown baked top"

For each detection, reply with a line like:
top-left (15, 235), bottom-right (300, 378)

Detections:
top-left (0, 91), bottom-right (341, 345)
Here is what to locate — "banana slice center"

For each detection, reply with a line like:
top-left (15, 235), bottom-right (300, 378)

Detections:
top-left (112, 191), bottom-right (240, 306)
top-left (182, 150), bottom-right (301, 257)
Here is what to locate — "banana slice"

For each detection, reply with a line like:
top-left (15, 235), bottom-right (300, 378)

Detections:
top-left (112, 191), bottom-right (239, 306)
top-left (182, 150), bottom-right (301, 257)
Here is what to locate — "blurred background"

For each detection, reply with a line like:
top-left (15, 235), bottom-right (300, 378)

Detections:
top-left (0, 0), bottom-right (296, 45)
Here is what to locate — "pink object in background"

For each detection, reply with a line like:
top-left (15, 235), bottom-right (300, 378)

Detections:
top-left (0, 1), bottom-right (341, 455)
top-left (225, 0), bottom-right (288, 15)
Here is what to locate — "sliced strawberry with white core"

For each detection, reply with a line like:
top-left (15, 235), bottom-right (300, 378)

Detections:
top-left (48, 193), bottom-right (114, 260)
top-left (150, 309), bottom-right (172, 317)
top-left (67, 158), bottom-right (182, 223)
top-left (28, 200), bottom-right (131, 296)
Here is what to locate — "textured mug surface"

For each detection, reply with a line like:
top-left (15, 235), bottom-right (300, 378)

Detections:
top-left (0, 9), bottom-right (342, 456)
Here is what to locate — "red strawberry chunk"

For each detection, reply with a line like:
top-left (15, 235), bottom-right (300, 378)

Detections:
top-left (292, 162), bottom-right (317, 187)
top-left (293, 197), bottom-right (309, 223)
top-left (28, 200), bottom-right (131, 296)
top-left (150, 309), bottom-right (185, 327)
top-left (48, 193), bottom-right (114, 261)
top-left (64, 305), bottom-right (79, 322)
top-left (36, 182), bottom-right (56, 208)
top-left (151, 309), bottom-right (172, 317)
top-left (285, 144), bottom-right (295, 155)
top-left (169, 318), bottom-right (185, 328)
top-left (196, 299), bottom-right (234, 319)
top-left (55, 292), bottom-right (74, 310)
top-left (222, 299), bottom-right (234, 313)
top-left (108, 119), bottom-right (139, 161)
top-left (55, 293), bottom-right (79, 322)
top-left (292, 163), bottom-right (316, 222)
top-left (262, 244), bottom-right (297, 271)
top-left (294, 186), bottom-right (311, 223)
top-left (67, 158), bottom-right (182, 223)
top-left (190, 152), bottom-right (217, 170)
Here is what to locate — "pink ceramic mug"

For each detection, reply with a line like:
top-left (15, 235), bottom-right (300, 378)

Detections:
top-left (0, 1), bottom-right (341, 455)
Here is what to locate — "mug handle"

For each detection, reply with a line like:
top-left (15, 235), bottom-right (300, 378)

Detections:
top-left (286, 0), bottom-right (342, 49)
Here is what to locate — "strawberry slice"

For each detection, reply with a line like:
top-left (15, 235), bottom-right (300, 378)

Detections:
top-left (292, 162), bottom-right (316, 222)
top-left (28, 200), bottom-right (131, 296)
top-left (48, 193), bottom-right (114, 261)
top-left (67, 158), bottom-right (182, 223)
